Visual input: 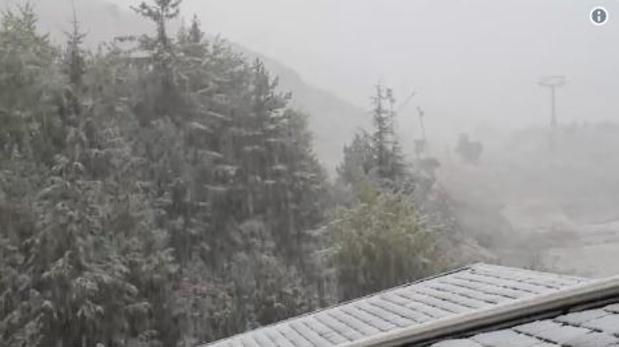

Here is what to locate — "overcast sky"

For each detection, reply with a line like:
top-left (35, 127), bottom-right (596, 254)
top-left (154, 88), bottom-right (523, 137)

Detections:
top-left (96, 0), bottom-right (619, 137)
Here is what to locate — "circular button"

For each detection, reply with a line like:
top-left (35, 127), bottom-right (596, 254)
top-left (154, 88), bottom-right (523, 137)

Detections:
top-left (591, 7), bottom-right (609, 26)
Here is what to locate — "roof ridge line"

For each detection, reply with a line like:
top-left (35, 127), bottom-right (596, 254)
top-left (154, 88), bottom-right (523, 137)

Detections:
top-left (470, 263), bottom-right (587, 285)
top-left (340, 274), bottom-right (619, 347)
top-left (471, 263), bottom-right (585, 281)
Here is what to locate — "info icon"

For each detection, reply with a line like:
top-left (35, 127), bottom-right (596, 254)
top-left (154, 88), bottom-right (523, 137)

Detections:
top-left (591, 7), bottom-right (609, 26)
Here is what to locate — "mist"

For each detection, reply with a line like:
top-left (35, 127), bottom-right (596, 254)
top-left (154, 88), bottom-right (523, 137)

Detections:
top-left (7, 0), bottom-right (619, 274)
top-left (129, 0), bottom-right (619, 277)
top-left (106, 0), bottom-right (619, 133)
top-left (2, 0), bottom-right (619, 344)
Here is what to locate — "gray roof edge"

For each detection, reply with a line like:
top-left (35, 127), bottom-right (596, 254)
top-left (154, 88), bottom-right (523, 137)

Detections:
top-left (340, 274), bottom-right (619, 347)
top-left (469, 263), bottom-right (586, 282)
top-left (199, 263), bottom-right (585, 347)
top-left (199, 263), bottom-right (476, 346)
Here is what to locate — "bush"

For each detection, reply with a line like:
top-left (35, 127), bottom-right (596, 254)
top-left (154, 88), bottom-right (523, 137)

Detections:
top-left (331, 181), bottom-right (446, 300)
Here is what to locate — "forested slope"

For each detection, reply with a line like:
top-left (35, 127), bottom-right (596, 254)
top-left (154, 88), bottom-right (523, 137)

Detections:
top-left (0, 0), bottom-right (368, 172)
top-left (0, 3), bottom-right (331, 346)
top-left (0, 1), bottom-right (478, 346)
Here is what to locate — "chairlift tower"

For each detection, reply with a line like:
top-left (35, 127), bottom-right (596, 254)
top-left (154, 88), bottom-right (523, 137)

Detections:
top-left (539, 76), bottom-right (566, 153)
top-left (538, 76), bottom-right (566, 129)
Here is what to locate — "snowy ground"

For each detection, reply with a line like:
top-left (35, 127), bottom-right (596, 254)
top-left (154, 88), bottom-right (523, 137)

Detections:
top-left (543, 220), bottom-right (619, 278)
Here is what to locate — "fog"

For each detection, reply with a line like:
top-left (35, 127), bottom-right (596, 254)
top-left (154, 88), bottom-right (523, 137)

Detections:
top-left (137, 0), bottom-right (619, 277)
top-left (5, 0), bottom-right (619, 278)
top-left (110, 0), bottom-right (619, 136)
top-left (4, 0), bottom-right (619, 344)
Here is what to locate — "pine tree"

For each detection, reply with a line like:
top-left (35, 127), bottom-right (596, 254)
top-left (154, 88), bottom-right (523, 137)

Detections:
top-left (188, 15), bottom-right (205, 44)
top-left (63, 7), bottom-right (86, 89)
top-left (337, 131), bottom-right (374, 186)
top-left (131, 0), bottom-right (181, 52)
top-left (370, 84), bottom-right (405, 182)
top-left (0, 6), bottom-right (182, 344)
top-left (338, 85), bottom-right (406, 190)
top-left (0, 3), bottom-right (62, 164)
top-left (0, 3), bottom-right (335, 344)
top-left (132, 0), bottom-right (183, 119)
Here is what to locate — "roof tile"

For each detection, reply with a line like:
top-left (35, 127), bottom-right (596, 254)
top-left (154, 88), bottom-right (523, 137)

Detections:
top-left (555, 309), bottom-right (609, 325)
top-left (564, 332), bottom-right (619, 347)
top-left (432, 339), bottom-right (484, 347)
top-left (434, 303), bottom-right (619, 347)
top-left (472, 330), bottom-right (542, 346)
top-left (582, 314), bottom-right (619, 335)
top-left (533, 324), bottom-right (591, 344)
top-left (202, 264), bottom-right (589, 347)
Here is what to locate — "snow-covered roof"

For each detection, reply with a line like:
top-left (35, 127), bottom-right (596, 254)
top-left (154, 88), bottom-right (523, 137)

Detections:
top-left (433, 302), bottom-right (619, 347)
top-left (201, 264), bottom-right (591, 347)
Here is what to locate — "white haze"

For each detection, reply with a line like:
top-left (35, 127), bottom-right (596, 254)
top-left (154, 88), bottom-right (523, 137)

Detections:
top-left (6, 0), bottom-right (619, 276)
top-left (107, 0), bottom-right (619, 142)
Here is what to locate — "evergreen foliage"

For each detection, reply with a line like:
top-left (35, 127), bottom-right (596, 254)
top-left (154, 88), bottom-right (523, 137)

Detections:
top-left (338, 85), bottom-right (407, 190)
top-left (0, 2), bottom-right (331, 345)
top-left (332, 84), bottom-right (471, 301)
top-left (0, 2), bottom-right (459, 346)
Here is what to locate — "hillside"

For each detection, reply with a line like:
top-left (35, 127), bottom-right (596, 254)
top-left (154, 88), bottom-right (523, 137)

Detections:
top-left (6, 0), bottom-right (367, 172)
top-left (235, 44), bottom-right (369, 172)
top-left (437, 122), bottom-right (619, 276)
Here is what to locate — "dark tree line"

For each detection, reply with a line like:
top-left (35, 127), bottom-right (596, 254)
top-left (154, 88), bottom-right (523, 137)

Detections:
top-left (0, 2), bottom-right (474, 346)
top-left (0, 2), bottom-right (329, 346)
